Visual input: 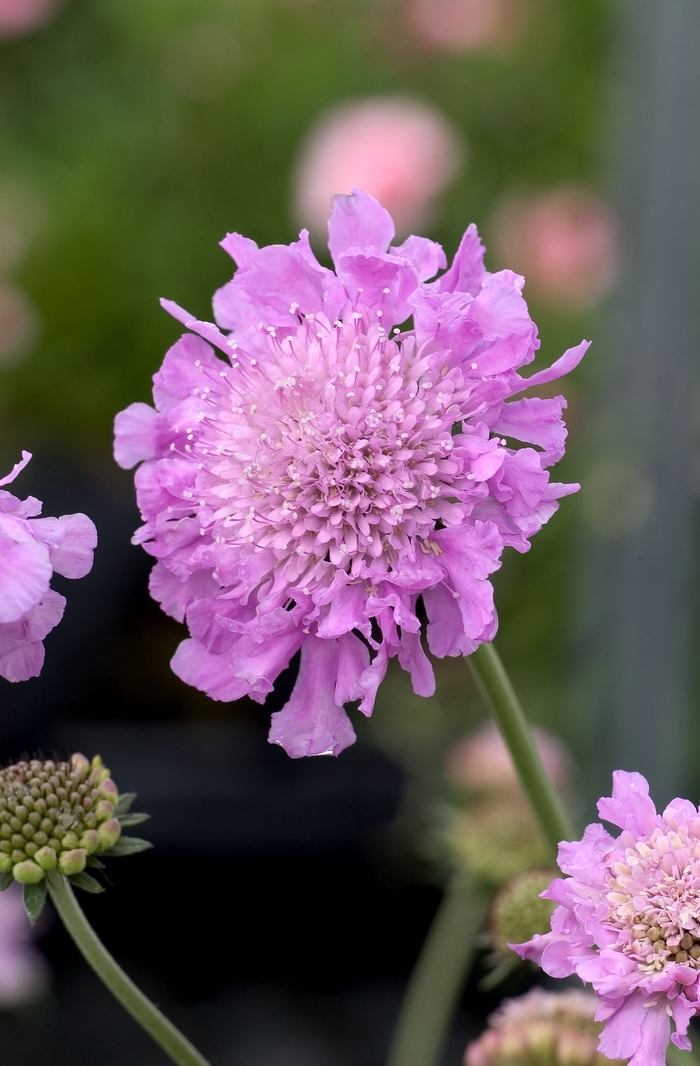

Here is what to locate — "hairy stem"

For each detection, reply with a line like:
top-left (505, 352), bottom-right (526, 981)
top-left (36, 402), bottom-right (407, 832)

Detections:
top-left (46, 871), bottom-right (212, 1066)
top-left (468, 641), bottom-right (575, 861)
top-left (386, 873), bottom-right (489, 1066)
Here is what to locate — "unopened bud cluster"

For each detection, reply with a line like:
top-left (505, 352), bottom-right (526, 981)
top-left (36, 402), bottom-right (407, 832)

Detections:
top-left (489, 869), bottom-right (556, 961)
top-left (465, 989), bottom-right (623, 1066)
top-left (0, 754), bottom-right (121, 884)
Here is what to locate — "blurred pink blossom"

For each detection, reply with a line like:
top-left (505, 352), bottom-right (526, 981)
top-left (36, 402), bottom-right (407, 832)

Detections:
top-left (0, 884), bottom-right (48, 1006)
top-left (491, 187), bottom-right (620, 312)
top-left (0, 0), bottom-right (60, 39)
top-left (293, 98), bottom-right (463, 240)
top-left (446, 721), bottom-right (571, 792)
top-left (406, 0), bottom-right (527, 53)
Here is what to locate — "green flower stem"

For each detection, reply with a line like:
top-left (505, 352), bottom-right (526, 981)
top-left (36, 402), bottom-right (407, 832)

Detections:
top-left (386, 872), bottom-right (489, 1066)
top-left (46, 870), bottom-right (212, 1066)
top-left (468, 641), bottom-right (575, 861)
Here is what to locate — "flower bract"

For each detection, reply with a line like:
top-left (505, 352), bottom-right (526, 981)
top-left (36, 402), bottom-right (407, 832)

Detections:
top-left (513, 771), bottom-right (700, 1066)
top-left (114, 188), bottom-right (588, 758)
top-left (0, 452), bottom-right (97, 681)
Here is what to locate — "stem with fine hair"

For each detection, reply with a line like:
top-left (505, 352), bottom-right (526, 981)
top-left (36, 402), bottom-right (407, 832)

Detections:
top-left (468, 641), bottom-right (575, 861)
top-left (46, 870), bottom-right (212, 1066)
top-left (386, 872), bottom-right (489, 1066)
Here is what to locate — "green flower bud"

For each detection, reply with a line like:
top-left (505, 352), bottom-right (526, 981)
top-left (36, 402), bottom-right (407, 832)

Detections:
top-left (13, 860), bottom-right (45, 884)
top-left (80, 830), bottom-right (100, 854)
top-left (489, 869), bottom-right (557, 963)
top-left (0, 754), bottom-right (143, 887)
top-left (98, 778), bottom-right (119, 804)
top-left (97, 818), bottom-right (121, 850)
top-left (58, 848), bottom-right (87, 876)
top-left (95, 800), bottom-right (116, 823)
top-left (34, 846), bottom-right (57, 870)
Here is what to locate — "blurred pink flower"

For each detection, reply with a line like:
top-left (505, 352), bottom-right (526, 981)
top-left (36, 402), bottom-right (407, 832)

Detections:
top-left (406, 0), bottom-right (527, 53)
top-left (0, 883), bottom-right (48, 1006)
top-left (293, 98), bottom-right (463, 240)
top-left (0, 0), bottom-right (60, 39)
top-left (491, 187), bottom-right (620, 312)
top-left (447, 721), bottom-right (571, 792)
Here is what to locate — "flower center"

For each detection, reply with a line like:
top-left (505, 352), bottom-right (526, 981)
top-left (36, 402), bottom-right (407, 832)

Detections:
top-left (605, 824), bottom-right (700, 973)
top-left (192, 312), bottom-right (471, 580)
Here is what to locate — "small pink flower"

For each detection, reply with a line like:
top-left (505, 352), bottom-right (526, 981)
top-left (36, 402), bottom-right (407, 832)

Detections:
top-left (513, 771), bottom-right (700, 1066)
top-left (115, 189), bottom-right (587, 759)
top-left (0, 452), bottom-right (97, 681)
top-left (0, 0), bottom-right (60, 39)
top-left (447, 721), bottom-right (570, 793)
top-left (406, 0), bottom-right (528, 53)
top-left (0, 883), bottom-right (48, 1006)
top-left (293, 98), bottom-right (463, 240)
top-left (491, 187), bottom-right (620, 312)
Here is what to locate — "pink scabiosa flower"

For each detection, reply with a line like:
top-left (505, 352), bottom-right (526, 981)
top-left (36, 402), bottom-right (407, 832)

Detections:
top-left (0, 451), bottom-right (97, 682)
top-left (114, 188), bottom-right (588, 758)
top-left (513, 771), bottom-right (700, 1066)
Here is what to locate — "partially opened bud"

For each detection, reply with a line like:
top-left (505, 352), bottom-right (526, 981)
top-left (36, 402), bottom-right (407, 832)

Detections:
top-left (465, 989), bottom-right (623, 1066)
top-left (12, 860), bottom-right (44, 884)
top-left (57, 849), bottom-right (87, 876)
top-left (98, 819), bottom-right (121, 850)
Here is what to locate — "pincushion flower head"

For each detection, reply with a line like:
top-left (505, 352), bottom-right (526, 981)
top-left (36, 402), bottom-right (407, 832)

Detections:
top-left (114, 188), bottom-right (588, 758)
top-left (513, 771), bottom-right (700, 1066)
top-left (0, 452), bottom-right (97, 682)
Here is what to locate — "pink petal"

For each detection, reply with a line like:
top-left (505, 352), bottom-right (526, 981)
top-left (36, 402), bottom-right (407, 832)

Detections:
top-left (432, 223), bottom-right (487, 296)
top-left (335, 631), bottom-right (371, 705)
top-left (391, 235), bottom-right (446, 281)
top-left (113, 403), bottom-right (159, 469)
top-left (0, 535), bottom-right (52, 624)
top-left (516, 339), bottom-right (590, 390)
top-left (599, 994), bottom-right (670, 1066)
top-left (327, 188), bottom-right (395, 266)
top-left (0, 451), bottom-right (31, 487)
top-left (268, 637), bottom-right (357, 757)
top-left (35, 513), bottom-right (97, 579)
top-left (398, 630), bottom-right (435, 696)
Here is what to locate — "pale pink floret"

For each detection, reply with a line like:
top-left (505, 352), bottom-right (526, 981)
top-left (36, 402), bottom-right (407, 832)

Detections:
top-left (513, 771), bottom-right (700, 1066)
top-left (0, 451), bottom-right (97, 681)
top-left (114, 189), bottom-right (587, 758)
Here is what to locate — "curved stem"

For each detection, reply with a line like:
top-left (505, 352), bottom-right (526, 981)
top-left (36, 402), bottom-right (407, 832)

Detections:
top-left (46, 871), bottom-right (212, 1066)
top-left (468, 641), bottom-right (575, 861)
top-left (386, 872), bottom-right (489, 1066)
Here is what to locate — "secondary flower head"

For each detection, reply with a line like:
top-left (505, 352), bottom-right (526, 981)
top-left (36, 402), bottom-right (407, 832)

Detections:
top-left (0, 452), bottom-right (97, 682)
top-left (466, 988), bottom-right (620, 1066)
top-left (513, 771), bottom-right (700, 1066)
top-left (114, 189), bottom-right (588, 759)
top-left (0, 754), bottom-right (124, 885)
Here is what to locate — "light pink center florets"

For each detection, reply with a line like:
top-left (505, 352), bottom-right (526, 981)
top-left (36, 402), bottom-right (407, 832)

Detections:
top-left (189, 310), bottom-right (471, 581)
top-left (606, 821), bottom-right (700, 974)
